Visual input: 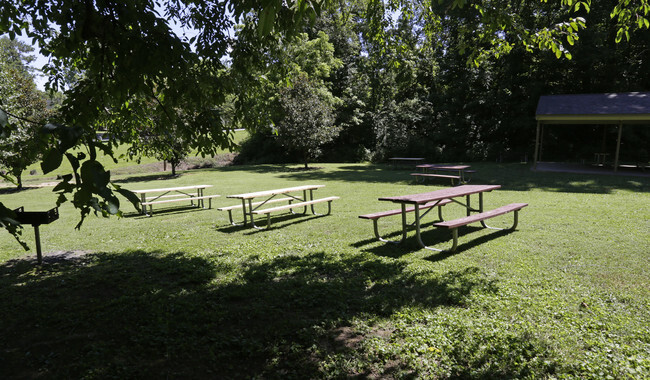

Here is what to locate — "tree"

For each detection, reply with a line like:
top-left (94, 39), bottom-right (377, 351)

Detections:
top-left (127, 122), bottom-right (192, 177)
top-left (276, 74), bottom-right (340, 168)
top-left (0, 37), bottom-right (51, 189)
top-left (233, 30), bottom-right (343, 166)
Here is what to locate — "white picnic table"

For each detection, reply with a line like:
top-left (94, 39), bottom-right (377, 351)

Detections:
top-left (412, 164), bottom-right (474, 185)
top-left (223, 184), bottom-right (338, 229)
top-left (132, 185), bottom-right (217, 215)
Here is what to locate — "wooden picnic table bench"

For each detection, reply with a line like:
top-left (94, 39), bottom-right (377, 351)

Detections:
top-left (411, 164), bottom-right (475, 185)
top-left (361, 184), bottom-right (527, 252)
top-left (132, 185), bottom-right (219, 215)
top-left (222, 185), bottom-right (339, 229)
top-left (359, 199), bottom-right (453, 243)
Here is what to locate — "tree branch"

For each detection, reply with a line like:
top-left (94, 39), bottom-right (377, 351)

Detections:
top-left (0, 106), bottom-right (42, 126)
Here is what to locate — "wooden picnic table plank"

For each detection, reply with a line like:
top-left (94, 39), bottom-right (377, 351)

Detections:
top-left (227, 185), bottom-right (325, 200)
top-left (415, 164), bottom-right (470, 170)
top-left (390, 157), bottom-right (425, 161)
top-left (132, 185), bottom-right (213, 194)
top-left (379, 184), bottom-right (501, 204)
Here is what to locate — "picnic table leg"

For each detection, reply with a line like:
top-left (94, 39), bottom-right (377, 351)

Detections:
top-left (414, 205), bottom-right (449, 252)
top-left (140, 194), bottom-right (147, 215)
top-left (241, 199), bottom-right (249, 226)
top-left (225, 210), bottom-right (245, 226)
top-left (478, 193), bottom-right (520, 230)
top-left (289, 191), bottom-right (309, 215)
top-left (370, 204), bottom-right (408, 244)
top-left (249, 212), bottom-right (271, 229)
top-left (246, 199), bottom-right (270, 230)
top-left (309, 189), bottom-right (333, 216)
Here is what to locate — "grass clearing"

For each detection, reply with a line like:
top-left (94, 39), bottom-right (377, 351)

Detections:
top-left (3, 129), bottom-right (249, 187)
top-left (0, 162), bottom-right (648, 378)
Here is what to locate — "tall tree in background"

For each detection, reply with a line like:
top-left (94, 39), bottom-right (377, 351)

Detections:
top-left (0, 37), bottom-right (51, 189)
top-left (276, 74), bottom-right (340, 168)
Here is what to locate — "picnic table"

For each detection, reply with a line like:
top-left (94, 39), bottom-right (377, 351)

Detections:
top-left (360, 184), bottom-right (527, 252)
top-left (221, 185), bottom-right (339, 229)
top-left (411, 164), bottom-right (475, 185)
top-left (388, 157), bottom-right (425, 168)
top-left (593, 152), bottom-right (609, 166)
top-left (132, 185), bottom-right (219, 215)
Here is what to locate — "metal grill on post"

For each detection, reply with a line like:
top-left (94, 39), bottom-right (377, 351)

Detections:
top-left (13, 207), bottom-right (59, 265)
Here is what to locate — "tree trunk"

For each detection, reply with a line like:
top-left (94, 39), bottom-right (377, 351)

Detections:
top-left (171, 162), bottom-right (176, 176)
top-left (16, 172), bottom-right (22, 190)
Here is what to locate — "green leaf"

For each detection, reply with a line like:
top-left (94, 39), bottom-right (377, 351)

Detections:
top-left (42, 123), bottom-right (61, 133)
top-left (258, 6), bottom-right (277, 36)
top-left (114, 185), bottom-right (142, 212)
top-left (105, 195), bottom-right (120, 215)
top-left (41, 148), bottom-right (63, 174)
top-left (0, 109), bottom-right (8, 128)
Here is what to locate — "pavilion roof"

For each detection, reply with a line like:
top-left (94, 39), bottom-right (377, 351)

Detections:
top-left (536, 92), bottom-right (650, 124)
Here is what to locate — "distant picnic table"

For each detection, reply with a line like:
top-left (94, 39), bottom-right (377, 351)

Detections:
top-left (411, 164), bottom-right (475, 185)
top-left (221, 185), bottom-right (339, 229)
top-left (132, 185), bottom-right (219, 215)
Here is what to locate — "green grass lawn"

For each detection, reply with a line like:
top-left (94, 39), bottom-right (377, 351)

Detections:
top-left (3, 129), bottom-right (249, 187)
top-left (0, 162), bottom-right (648, 378)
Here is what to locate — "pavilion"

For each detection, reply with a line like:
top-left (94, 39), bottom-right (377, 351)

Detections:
top-left (534, 92), bottom-right (650, 172)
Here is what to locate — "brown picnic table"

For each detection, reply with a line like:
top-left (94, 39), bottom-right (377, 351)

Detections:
top-left (221, 185), bottom-right (339, 229)
top-left (411, 164), bottom-right (474, 185)
top-left (360, 184), bottom-right (527, 252)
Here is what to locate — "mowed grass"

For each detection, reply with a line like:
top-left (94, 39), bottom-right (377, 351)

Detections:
top-left (6, 129), bottom-right (249, 187)
top-left (0, 162), bottom-right (648, 378)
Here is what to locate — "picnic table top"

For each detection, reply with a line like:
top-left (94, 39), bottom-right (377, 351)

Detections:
top-left (379, 184), bottom-right (501, 205)
top-left (227, 185), bottom-right (325, 200)
top-left (132, 185), bottom-right (213, 194)
top-left (415, 164), bottom-right (471, 170)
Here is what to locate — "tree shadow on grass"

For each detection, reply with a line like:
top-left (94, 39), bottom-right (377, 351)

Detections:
top-left (0, 249), bottom-right (514, 379)
top-left (227, 163), bottom-right (406, 184)
top-left (223, 163), bottom-right (650, 194)
top-left (354, 226), bottom-right (520, 260)
top-left (112, 173), bottom-right (182, 184)
top-left (214, 212), bottom-right (335, 234)
top-left (122, 205), bottom-right (210, 218)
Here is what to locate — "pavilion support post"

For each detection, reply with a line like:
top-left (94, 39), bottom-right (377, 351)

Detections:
top-left (614, 121), bottom-right (623, 172)
top-left (538, 124), bottom-right (544, 161)
top-left (533, 121), bottom-right (541, 169)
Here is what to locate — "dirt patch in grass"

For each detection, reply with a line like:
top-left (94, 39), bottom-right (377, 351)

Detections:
top-left (3, 250), bottom-right (94, 266)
